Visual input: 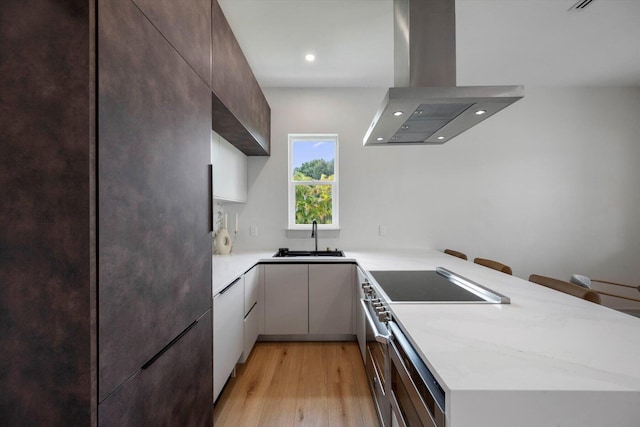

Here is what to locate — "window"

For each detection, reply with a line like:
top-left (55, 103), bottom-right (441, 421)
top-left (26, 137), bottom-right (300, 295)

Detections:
top-left (288, 134), bottom-right (339, 229)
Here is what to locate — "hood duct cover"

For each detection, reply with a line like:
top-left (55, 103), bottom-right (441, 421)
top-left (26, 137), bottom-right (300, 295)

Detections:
top-left (363, 0), bottom-right (523, 146)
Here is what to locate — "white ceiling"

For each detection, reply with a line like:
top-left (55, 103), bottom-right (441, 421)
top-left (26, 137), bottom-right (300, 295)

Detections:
top-left (217, 0), bottom-right (640, 88)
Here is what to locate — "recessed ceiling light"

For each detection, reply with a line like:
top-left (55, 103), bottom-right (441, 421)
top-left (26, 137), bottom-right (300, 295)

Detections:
top-left (376, 137), bottom-right (384, 141)
top-left (437, 136), bottom-right (445, 140)
top-left (393, 111), bottom-right (404, 116)
top-left (305, 53), bottom-right (315, 62)
top-left (475, 109), bottom-right (487, 115)
top-left (414, 110), bottom-right (424, 115)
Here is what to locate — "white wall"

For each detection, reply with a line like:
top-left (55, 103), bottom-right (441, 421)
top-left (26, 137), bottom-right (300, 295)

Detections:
top-left (228, 87), bottom-right (640, 309)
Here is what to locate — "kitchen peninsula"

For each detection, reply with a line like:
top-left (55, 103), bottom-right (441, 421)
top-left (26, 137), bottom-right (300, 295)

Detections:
top-left (213, 248), bottom-right (640, 427)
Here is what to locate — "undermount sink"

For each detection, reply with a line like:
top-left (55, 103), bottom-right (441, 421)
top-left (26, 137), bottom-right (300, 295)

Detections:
top-left (273, 248), bottom-right (345, 258)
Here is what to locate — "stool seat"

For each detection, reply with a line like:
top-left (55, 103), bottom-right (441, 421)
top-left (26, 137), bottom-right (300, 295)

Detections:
top-left (529, 274), bottom-right (601, 304)
top-left (473, 258), bottom-right (512, 275)
top-left (443, 249), bottom-right (467, 260)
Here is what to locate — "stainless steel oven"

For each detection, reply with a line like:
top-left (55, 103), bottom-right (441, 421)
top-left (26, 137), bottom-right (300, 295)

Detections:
top-left (359, 267), bottom-right (506, 427)
top-left (388, 321), bottom-right (446, 427)
top-left (360, 296), bottom-right (392, 427)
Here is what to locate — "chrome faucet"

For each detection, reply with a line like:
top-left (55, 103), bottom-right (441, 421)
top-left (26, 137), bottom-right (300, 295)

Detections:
top-left (311, 220), bottom-right (318, 252)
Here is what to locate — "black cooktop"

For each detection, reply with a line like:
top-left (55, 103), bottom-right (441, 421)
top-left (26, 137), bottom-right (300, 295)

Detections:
top-left (369, 270), bottom-right (486, 303)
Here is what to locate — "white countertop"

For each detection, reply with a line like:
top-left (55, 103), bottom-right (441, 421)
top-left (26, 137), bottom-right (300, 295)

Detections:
top-left (351, 249), bottom-right (640, 426)
top-left (212, 250), bottom-right (356, 295)
top-left (212, 250), bottom-right (271, 295)
top-left (213, 248), bottom-right (640, 426)
top-left (351, 249), bottom-right (640, 388)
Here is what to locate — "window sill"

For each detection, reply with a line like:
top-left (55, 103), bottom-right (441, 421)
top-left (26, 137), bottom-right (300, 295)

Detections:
top-left (285, 228), bottom-right (341, 239)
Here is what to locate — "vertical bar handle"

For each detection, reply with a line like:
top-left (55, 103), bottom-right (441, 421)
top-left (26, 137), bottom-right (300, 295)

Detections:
top-left (208, 164), bottom-right (213, 232)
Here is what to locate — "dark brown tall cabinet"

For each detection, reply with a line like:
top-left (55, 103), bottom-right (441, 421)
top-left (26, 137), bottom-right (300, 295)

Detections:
top-left (1, 0), bottom-right (97, 425)
top-left (1, 0), bottom-right (271, 424)
top-left (96, 0), bottom-right (213, 424)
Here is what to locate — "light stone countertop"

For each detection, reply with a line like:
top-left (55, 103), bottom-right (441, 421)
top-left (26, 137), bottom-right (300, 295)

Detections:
top-left (213, 248), bottom-right (640, 426)
top-left (212, 250), bottom-right (272, 296)
top-left (212, 249), bottom-right (357, 295)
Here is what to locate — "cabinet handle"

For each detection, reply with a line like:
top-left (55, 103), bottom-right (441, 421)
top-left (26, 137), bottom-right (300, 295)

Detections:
top-left (141, 319), bottom-right (198, 370)
top-left (219, 277), bottom-right (242, 295)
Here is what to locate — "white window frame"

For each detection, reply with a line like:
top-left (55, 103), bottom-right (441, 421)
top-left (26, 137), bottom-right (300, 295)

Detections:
top-left (288, 134), bottom-right (339, 230)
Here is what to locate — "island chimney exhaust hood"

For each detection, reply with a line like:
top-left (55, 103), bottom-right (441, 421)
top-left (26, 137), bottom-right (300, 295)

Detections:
top-left (363, 0), bottom-right (523, 146)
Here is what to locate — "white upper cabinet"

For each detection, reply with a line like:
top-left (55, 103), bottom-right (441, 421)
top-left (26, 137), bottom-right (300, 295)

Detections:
top-left (211, 130), bottom-right (248, 203)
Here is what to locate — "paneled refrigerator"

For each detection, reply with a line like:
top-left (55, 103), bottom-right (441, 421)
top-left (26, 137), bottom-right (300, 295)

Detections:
top-left (97, 0), bottom-right (213, 424)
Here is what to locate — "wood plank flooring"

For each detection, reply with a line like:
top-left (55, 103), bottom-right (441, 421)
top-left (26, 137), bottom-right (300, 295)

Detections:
top-left (213, 342), bottom-right (380, 427)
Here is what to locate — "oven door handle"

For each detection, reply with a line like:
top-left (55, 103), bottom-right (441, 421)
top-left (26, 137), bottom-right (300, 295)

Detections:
top-left (361, 299), bottom-right (391, 344)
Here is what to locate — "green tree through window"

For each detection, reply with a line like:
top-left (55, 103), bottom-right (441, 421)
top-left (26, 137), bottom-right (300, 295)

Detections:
top-left (288, 135), bottom-right (338, 228)
top-left (294, 159), bottom-right (334, 180)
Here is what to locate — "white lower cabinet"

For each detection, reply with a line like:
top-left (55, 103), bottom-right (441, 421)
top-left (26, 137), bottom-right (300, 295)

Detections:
top-left (263, 263), bottom-right (355, 336)
top-left (309, 264), bottom-right (354, 335)
top-left (213, 276), bottom-right (244, 402)
top-left (263, 264), bottom-right (309, 335)
top-left (243, 265), bottom-right (259, 315)
top-left (242, 306), bottom-right (259, 363)
top-left (355, 266), bottom-right (367, 362)
top-left (240, 265), bottom-right (260, 363)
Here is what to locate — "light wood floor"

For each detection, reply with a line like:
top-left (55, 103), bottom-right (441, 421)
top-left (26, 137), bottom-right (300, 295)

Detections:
top-left (213, 341), bottom-right (380, 427)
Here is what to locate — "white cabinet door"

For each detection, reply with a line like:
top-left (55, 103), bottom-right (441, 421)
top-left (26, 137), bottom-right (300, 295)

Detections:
top-left (240, 266), bottom-right (260, 363)
top-left (240, 305), bottom-right (259, 363)
top-left (211, 132), bottom-right (224, 198)
top-left (213, 277), bottom-right (244, 401)
top-left (355, 266), bottom-right (367, 362)
top-left (224, 138), bottom-right (247, 202)
top-left (244, 265), bottom-right (259, 316)
top-left (211, 130), bottom-right (247, 203)
top-left (309, 264), bottom-right (354, 335)
top-left (263, 264), bottom-right (308, 335)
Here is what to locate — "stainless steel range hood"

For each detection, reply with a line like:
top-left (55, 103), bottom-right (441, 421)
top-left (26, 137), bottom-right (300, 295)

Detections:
top-left (363, 0), bottom-right (523, 146)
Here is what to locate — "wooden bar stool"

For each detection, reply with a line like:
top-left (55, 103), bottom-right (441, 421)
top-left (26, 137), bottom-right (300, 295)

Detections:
top-left (473, 258), bottom-right (512, 275)
top-left (443, 249), bottom-right (467, 260)
top-left (571, 274), bottom-right (640, 305)
top-left (529, 274), bottom-right (601, 304)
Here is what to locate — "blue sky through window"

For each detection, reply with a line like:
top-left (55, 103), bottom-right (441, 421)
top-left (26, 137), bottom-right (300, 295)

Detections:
top-left (292, 140), bottom-right (335, 169)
